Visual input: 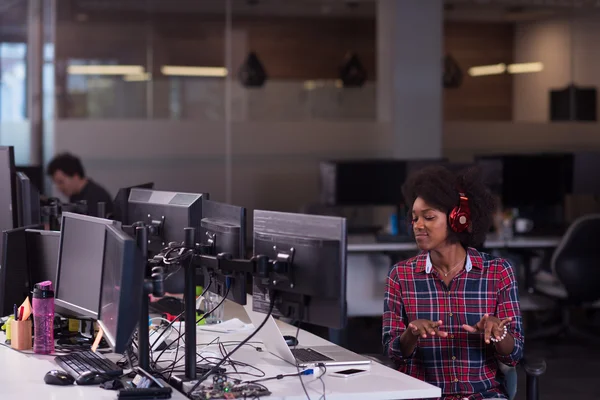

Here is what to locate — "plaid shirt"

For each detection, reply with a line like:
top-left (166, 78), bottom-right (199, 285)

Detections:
top-left (383, 247), bottom-right (524, 400)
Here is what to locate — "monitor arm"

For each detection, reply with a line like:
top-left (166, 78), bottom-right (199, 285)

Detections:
top-left (123, 216), bottom-right (165, 252)
top-left (134, 226), bottom-right (166, 372)
top-left (153, 227), bottom-right (297, 384)
top-left (41, 198), bottom-right (88, 230)
top-left (191, 249), bottom-right (296, 290)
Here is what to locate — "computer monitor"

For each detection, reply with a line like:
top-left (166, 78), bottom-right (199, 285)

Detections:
top-left (320, 159), bottom-right (406, 206)
top-left (320, 158), bottom-right (447, 207)
top-left (475, 157), bottom-right (503, 195)
top-left (15, 172), bottom-right (41, 227)
top-left (572, 152), bottom-right (600, 195)
top-left (0, 224), bottom-right (44, 317)
top-left (252, 210), bottom-right (347, 329)
top-left (127, 189), bottom-right (206, 294)
top-left (54, 212), bottom-right (120, 319)
top-left (98, 225), bottom-right (145, 354)
top-left (0, 147), bottom-right (18, 256)
top-left (15, 166), bottom-right (43, 195)
top-left (127, 189), bottom-right (206, 253)
top-left (25, 229), bottom-right (60, 287)
top-left (200, 199), bottom-right (247, 304)
top-left (112, 182), bottom-right (154, 223)
top-left (477, 154), bottom-right (573, 207)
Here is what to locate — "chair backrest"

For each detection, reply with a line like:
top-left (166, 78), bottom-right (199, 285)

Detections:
top-left (498, 362), bottom-right (517, 400)
top-left (551, 214), bottom-right (600, 303)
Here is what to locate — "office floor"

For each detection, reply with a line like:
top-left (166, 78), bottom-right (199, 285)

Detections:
top-left (515, 338), bottom-right (599, 400)
top-left (340, 316), bottom-right (599, 400)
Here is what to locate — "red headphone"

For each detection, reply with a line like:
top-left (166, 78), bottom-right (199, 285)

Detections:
top-left (448, 191), bottom-right (471, 233)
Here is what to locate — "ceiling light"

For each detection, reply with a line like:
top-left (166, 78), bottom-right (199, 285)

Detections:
top-left (161, 66), bottom-right (228, 77)
top-left (507, 62), bottom-right (544, 74)
top-left (67, 65), bottom-right (144, 75)
top-left (123, 72), bottom-right (151, 82)
top-left (467, 63), bottom-right (506, 77)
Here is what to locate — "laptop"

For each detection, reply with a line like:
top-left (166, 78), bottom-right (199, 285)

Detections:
top-left (244, 305), bottom-right (371, 368)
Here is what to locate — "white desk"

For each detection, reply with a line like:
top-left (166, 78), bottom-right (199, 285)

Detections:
top-left (347, 234), bottom-right (561, 253)
top-left (0, 299), bottom-right (441, 400)
top-left (172, 299), bottom-right (441, 399)
top-left (0, 343), bottom-right (188, 400)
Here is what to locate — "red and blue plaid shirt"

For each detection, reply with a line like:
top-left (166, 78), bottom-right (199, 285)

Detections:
top-left (383, 247), bottom-right (524, 400)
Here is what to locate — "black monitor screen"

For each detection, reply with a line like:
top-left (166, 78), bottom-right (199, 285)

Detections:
top-left (99, 225), bottom-right (144, 353)
top-left (15, 166), bottom-right (43, 195)
top-left (25, 229), bottom-right (60, 287)
top-left (573, 152), bottom-right (600, 195)
top-left (55, 212), bottom-right (118, 319)
top-left (16, 172), bottom-right (41, 227)
top-left (501, 154), bottom-right (573, 207)
top-left (0, 224), bottom-right (43, 317)
top-left (0, 147), bottom-right (18, 253)
top-left (320, 160), bottom-right (407, 206)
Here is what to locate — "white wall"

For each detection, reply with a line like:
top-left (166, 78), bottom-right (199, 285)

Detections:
top-left (52, 119), bottom-right (600, 216)
top-left (514, 14), bottom-right (600, 122)
top-left (0, 121), bottom-right (31, 165)
top-left (444, 121), bottom-right (600, 161)
top-left (53, 120), bottom-right (391, 220)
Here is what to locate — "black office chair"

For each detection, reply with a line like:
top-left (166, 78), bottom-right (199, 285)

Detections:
top-left (531, 214), bottom-right (600, 341)
top-left (364, 354), bottom-right (546, 400)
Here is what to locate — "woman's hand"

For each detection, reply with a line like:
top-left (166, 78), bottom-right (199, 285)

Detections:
top-left (408, 319), bottom-right (448, 339)
top-left (462, 314), bottom-right (512, 344)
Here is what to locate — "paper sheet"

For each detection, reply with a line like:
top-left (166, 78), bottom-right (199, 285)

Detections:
top-left (197, 318), bottom-right (254, 333)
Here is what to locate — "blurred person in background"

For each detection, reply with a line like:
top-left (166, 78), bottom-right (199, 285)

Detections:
top-left (47, 152), bottom-right (113, 217)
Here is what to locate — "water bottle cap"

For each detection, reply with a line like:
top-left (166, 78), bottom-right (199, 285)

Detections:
top-left (33, 281), bottom-right (54, 299)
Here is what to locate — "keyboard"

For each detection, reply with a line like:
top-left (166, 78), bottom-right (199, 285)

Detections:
top-left (55, 350), bottom-right (123, 379)
top-left (291, 348), bottom-right (334, 363)
top-left (149, 296), bottom-right (185, 316)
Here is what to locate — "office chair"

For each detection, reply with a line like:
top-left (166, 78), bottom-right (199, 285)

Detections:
top-left (364, 354), bottom-right (546, 400)
top-left (531, 214), bottom-right (600, 341)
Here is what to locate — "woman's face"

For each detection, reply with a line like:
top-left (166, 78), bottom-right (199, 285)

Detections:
top-left (411, 197), bottom-right (449, 251)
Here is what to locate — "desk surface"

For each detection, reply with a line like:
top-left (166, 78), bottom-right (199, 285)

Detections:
top-left (181, 299), bottom-right (440, 399)
top-left (347, 234), bottom-right (562, 253)
top-left (0, 298), bottom-right (441, 400)
top-left (0, 344), bottom-right (187, 400)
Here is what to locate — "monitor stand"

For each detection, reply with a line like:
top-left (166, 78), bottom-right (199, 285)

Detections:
top-left (55, 318), bottom-right (109, 349)
top-left (56, 334), bottom-right (109, 349)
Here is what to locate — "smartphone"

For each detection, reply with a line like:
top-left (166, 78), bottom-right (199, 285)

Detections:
top-left (329, 368), bottom-right (369, 379)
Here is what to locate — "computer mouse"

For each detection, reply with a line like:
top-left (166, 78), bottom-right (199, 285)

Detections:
top-left (75, 371), bottom-right (110, 386)
top-left (283, 335), bottom-right (299, 347)
top-left (44, 370), bottom-right (75, 386)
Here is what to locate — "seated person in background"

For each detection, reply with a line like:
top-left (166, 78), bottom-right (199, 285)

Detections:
top-left (47, 153), bottom-right (113, 217)
top-left (383, 166), bottom-right (523, 400)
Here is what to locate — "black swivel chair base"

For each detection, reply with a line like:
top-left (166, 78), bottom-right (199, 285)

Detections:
top-left (522, 357), bottom-right (547, 400)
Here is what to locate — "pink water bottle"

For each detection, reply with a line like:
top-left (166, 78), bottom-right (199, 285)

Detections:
top-left (32, 281), bottom-right (55, 354)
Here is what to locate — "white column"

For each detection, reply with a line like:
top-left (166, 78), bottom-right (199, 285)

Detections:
top-left (27, 0), bottom-right (44, 166)
top-left (377, 0), bottom-right (443, 159)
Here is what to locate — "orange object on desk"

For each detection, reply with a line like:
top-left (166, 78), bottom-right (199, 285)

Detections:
top-left (10, 319), bottom-right (32, 350)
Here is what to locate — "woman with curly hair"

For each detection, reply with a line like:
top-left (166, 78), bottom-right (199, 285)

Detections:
top-left (383, 165), bottom-right (524, 400)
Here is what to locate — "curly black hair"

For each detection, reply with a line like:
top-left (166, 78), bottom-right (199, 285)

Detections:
top-left (402, 165), bottom-right (496, 248)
